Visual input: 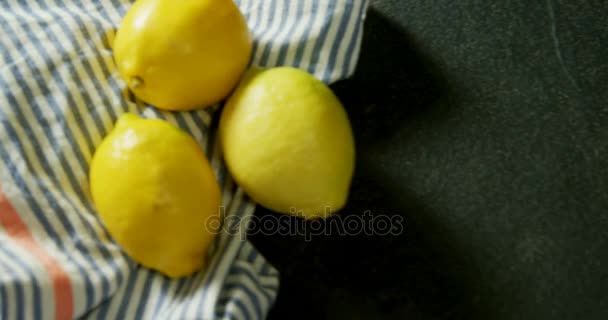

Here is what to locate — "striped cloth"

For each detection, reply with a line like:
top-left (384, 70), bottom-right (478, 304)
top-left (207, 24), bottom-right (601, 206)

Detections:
top-left (0, 0), bottom-right (368, 319)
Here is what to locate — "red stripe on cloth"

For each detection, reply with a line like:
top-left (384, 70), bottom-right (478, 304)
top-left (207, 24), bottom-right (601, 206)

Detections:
top-left (0, 188), bottom-right (74, 320)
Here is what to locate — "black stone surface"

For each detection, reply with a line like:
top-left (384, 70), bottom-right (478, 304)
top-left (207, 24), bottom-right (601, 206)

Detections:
top-left (248, 0), bottom-right (608, 319)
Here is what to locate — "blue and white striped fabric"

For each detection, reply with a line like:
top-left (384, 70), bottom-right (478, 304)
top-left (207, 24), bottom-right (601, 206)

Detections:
top-left (0, 0), bottom-right (368, 319)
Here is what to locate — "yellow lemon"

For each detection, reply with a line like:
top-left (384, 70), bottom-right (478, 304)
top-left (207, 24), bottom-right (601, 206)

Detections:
top-left (113, 0), bottom-right (252, 111)
top-left (219, 67), bottom-right (355, 219)
top-left (89, 114), bottom-right (221, 278)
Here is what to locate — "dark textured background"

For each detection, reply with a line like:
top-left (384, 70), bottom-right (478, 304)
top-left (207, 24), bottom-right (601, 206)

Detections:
top-left (249, 0), bottom-right (608, 319)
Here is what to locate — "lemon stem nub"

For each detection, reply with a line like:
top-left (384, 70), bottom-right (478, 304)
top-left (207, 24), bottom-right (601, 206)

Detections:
top-left (130, 76), bottom-right (144, 89)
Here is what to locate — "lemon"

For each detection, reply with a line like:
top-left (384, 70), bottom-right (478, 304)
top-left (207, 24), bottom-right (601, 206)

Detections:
top-left (113, 0), bottom-right (252, 111)
top-left (219, 67), bottom-right (355, 219)
top-left (89, 114), bottom-right (221, 278)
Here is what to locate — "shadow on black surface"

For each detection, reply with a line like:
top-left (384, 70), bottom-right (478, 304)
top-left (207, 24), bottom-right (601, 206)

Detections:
top-left (330, 10), bottom-right (449, 145)
top-left (249, 9), bottom-right (477, 320)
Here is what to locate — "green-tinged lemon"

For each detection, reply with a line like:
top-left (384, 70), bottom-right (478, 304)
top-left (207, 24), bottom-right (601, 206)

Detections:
top-left (219, 67), bottom-right (355, 219)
